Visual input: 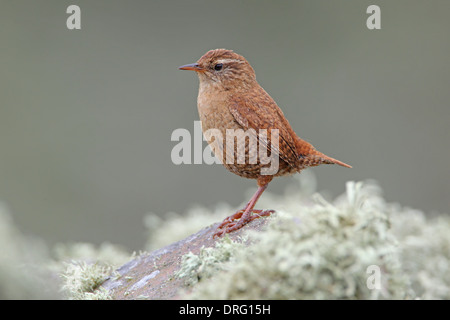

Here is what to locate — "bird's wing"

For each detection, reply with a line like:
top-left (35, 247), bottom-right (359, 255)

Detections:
top-left (228, 89), bottom-right (300, 169)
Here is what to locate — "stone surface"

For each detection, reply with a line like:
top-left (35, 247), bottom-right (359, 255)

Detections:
top-left (101, 217), bottom-right (270, 300)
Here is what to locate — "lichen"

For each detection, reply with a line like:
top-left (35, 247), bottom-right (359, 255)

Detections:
top-left (2, 172), bottom-right (449, 300)
top-left (60, 261), bottom-right (114, 300)
top-left (390, 209), bottom-right (450, 299)
top-left (53, 242), bottom-right (132, 300)
top-left (175, 236), bottom-right (246, 286)
top-left (174, 175), bottom-right (449, 300)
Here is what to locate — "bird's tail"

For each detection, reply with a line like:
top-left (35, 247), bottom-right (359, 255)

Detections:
top-left (295, 137), bottom-right (352, 169)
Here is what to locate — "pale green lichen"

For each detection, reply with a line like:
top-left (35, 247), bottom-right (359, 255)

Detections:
top-left (54, 242), bottom-right (132, 300)
top-left (178, 180), bottom-right (408, 299)
top-left (390, 209), bottom-right (450, 299)
top-left (174, 175), bottom-right (450, 300)
top-left (175, 236), bottom-right (246, 286)
top-left (2, 172), bottom-right (450, 300)
top-left (60, 261), bottom-right (115, 300)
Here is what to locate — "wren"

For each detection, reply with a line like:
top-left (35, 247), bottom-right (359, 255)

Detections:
top-left (179, 49), bottom-right (351, 237)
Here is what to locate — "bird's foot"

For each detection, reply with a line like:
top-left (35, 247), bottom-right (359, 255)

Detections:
top-left (213, 208), bottom-right (275, 238)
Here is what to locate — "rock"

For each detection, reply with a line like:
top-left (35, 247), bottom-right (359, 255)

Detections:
top-left (101, 217), bottom-right (270, 300)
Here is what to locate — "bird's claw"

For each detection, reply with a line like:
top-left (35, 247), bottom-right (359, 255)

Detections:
top-left (213, 209), bottom-right (275, 238)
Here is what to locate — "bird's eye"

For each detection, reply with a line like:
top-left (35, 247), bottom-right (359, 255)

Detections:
top-left (214, 63), bottom-right (223, 71)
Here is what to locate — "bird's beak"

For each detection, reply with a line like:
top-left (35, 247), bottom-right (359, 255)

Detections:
top-left (178, 63), bottom-right (204, 72)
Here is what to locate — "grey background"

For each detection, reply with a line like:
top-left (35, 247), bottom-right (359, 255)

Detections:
top-left (1, 0), bottom-right (449, 250)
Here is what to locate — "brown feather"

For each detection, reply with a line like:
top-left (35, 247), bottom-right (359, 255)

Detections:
top-left (228, 88), bottom-right (301, 170)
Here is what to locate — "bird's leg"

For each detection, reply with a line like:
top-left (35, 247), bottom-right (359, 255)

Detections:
top-left (214, 176), bottom-right (274, 237)
top-left (214, 185), bottom-right (269, 237)
top-left (215, 196), bottom-right (255, 229)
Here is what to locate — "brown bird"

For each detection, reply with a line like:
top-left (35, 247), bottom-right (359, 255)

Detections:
top-left (179, 49), bottom-right (351, 237)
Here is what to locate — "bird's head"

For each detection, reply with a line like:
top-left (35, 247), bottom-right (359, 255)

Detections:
top-left (179, 49), bottom-right (256, 91)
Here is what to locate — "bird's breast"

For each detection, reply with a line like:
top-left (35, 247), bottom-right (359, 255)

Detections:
top-left (197, 85), bottom-right (239, 134)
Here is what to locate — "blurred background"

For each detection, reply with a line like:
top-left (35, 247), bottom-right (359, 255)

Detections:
top-left (1, 0), bottom-right (449, 251)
